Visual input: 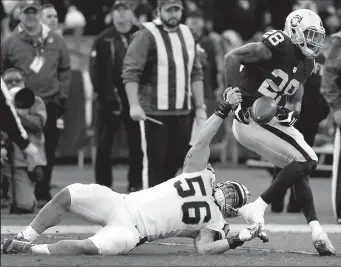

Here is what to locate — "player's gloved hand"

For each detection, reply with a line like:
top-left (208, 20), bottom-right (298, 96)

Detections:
top-left (276, 106), bottom-right (298, 126)
top-left (227, 235), bottom-right (245, 249)
top-left (215, 87), bottom-right (241, 119)
top-left (237, 223), bottom-right (262, 242)
top-left (233, 103), bottom-right (250, 124)
top-left (223, 87), bottom-right (242, 107)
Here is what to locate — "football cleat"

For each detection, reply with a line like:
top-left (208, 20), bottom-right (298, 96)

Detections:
top-left (15, 232), bottom-right (29, 241)
top-left (312, 231), bottom-right (336, 256)
top-left (2, 238), bottom-right (32, 254)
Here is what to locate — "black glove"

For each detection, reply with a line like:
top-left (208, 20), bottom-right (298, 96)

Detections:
top-left (233, 103), bottom-right (250, 124)
top-left (276, 106), bottom-right (298, 126)
top-left (215, 101), bottom-right (232, 119)
top-left (227, 235), bottom-right (245, 249)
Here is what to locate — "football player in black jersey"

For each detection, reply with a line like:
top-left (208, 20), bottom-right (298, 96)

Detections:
top-left (224, 9), bottom-right (335, 256)
top-left (271, 52), bottom-right (329, 213)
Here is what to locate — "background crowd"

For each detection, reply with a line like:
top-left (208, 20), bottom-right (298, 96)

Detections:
top-left (0, 0), bottom-right (340, 215)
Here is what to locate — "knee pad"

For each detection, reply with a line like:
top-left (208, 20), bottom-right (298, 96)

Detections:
top-left (297, 160), bottom-right (317, 177)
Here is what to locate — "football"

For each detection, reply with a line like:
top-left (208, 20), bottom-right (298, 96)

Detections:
top-left (250, 96), bottom-right (278, 124)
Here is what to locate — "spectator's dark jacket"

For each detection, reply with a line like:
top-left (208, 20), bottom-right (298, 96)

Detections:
top-left (0, 78), bottom-right (29, 150)
top-left (2, 95), bottom-right (47, 171)
top-left (1, 24), bottom-right (71, 109)
top-left (89, 24), bottom-right (140, 111)
top-left (321, 31), bottom-right (341, 111)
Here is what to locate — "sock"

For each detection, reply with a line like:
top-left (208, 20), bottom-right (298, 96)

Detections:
top-left (21, 226), bottom-right (40, 242)
top-left (31, 244), bottom-right (51, 255)
top-left (261, 161), bottom-right (312, 204)
top-left (254, 197), bottom-right (268, 214)
top-left (293, 176), bottom-right (318, 223)
top-left (309, 220), bottom-right (322, 233)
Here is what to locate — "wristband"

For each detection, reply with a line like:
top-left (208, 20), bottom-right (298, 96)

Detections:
top-left (227, 235), bottom-right (244, 249)
top-left (215, 101), bottom-right (232, 119)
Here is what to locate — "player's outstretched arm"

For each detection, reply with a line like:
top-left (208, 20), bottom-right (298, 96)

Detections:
top-left (183, 88), bottom-right (241, 173)
top-left (194, 226), bottom-right (261, 255)
top-left (224, 42), bottom-right (272, 88)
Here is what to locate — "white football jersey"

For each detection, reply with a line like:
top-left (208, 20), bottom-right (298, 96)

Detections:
top-left (126, 168), bottom-right (227, 242)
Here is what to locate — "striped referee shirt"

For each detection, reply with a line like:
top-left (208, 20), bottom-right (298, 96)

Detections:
top-left (122, 19), bottom-right (203, 115)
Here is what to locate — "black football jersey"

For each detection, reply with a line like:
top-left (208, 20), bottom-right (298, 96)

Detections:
top-left (237, 30), bottom-right (315, 108)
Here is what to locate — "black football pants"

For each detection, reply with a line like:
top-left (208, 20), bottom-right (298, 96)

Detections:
top-left (139, 114), bottom-right (191, 188)
top-left (35, 103), bottom-right (61, 201)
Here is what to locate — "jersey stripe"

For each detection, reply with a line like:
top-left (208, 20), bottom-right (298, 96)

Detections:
top-left (168, 31), bottom-right (186, 109)
top-left (179, 24), bottom-right (195, 110)
top-left (176, 29), bottom-right (189, 109)
top-left (143, 22), bottom-right (169, 110)
top-left (159, 30), bottom-right (176, 110)
top-left (260, 124), bottom-right (312, 161)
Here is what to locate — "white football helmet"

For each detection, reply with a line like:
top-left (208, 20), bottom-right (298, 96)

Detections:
top-left (284, 9), bottom-right (325, 58)
top-left (213, 181), bottom-right (250, 219)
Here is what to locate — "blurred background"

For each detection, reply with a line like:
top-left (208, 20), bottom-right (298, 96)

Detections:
top-left (1, 0), bottom-right (340, 168)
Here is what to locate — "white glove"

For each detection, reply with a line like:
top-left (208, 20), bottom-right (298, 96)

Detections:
top-left (238, 223), bottom-right (261, 242)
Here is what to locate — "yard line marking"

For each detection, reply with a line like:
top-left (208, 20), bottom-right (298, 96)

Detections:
top-left (2, 224), bottom-right (341, 235)
top-left (157, 242), bottom-right (340, 256)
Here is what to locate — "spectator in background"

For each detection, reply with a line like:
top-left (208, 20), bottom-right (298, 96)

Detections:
top-left (7, 2), bottom-right (21, 32)
top-left (1, 0), bottom-right (71, 207)
top-left (122, 0), bottom-right (206, 189)
top-left (134, 0), bottom-right (153, 24)
top-left (321, 30), bottom-right (341, 224)
top-left (185, 10), bottom-right (221, 101)
top-left (1, 68), bottom-right (47, 214)
top-left (40, 3), bottom-right (61, 34)
top-left (89, 0), bottom-right (143, 192)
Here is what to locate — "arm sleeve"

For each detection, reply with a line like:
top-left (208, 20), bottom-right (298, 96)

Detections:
top-left (0, 78), bottom-right (29, 150)
top-left (57, 37), bottom-right (71, 101)
top-left (321, 36), bottom-right (341, 111)
top-left (191, 46), bottom-right (204, 82)
top-left (121, 29), bottom-right (152, 85)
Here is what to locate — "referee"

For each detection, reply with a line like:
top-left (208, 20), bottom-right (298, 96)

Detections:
top-left (0, 78), bottom-right (39, 163)
top-left (122, 0), bottom-right (206, 188)
top-left (321, 30), bottom-right (341, 224)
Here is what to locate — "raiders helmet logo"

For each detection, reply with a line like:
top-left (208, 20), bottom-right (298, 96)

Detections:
top-left (291, 15), bottom-right (303, 28)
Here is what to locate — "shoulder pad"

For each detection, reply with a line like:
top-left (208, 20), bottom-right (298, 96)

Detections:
top-left (261, 30), bottom-right (291, 54)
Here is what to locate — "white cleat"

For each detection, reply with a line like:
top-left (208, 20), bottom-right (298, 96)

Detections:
top-left (312, 231), bottom-right (336, 256)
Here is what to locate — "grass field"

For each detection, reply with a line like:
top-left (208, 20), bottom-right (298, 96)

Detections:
top-left (1, 165), bottom-right (340, 266)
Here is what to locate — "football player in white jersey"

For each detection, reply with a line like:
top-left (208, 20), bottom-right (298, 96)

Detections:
top-left (2, 88), bottom-right (263, 256)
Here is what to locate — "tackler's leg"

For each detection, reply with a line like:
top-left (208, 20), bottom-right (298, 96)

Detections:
top-left (9, 183), bottom-right (115, 244)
